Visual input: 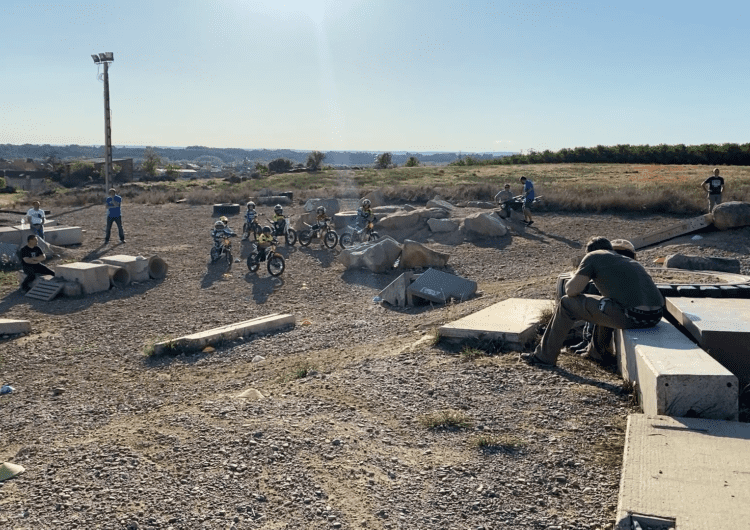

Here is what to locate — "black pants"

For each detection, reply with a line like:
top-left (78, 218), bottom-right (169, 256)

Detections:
top-left (21, 264), bottom-right (55, 291)
top-left (105, 216), bottom-right (125, 242)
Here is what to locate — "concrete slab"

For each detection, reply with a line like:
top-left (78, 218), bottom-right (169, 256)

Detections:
top-left (616, 414), bottom-right (750, 530)
top-left (407, 268), bottom-right (477, 304)
top-left (0, 225), bottom-right (82, 246)
top-left (616, 319), bottom-right (738, 420)
top-left (439, 298), bottom-right (553, 350)
top-left (100, 254), bottom-right (150, 282)
top-left (379, 272), bottom-right (419, 307)
top-left (153, 313), bottom-right (296, 355)
top-left (665, 297), bottom-right (750, 390)
top-left (55, 262), bottom-right (110, 294)
top-left (630, 214), bottom-right (712, 250)
top-left (0, 319), bottom-right (31, 335)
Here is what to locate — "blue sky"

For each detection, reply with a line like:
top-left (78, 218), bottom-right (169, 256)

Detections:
top-left (1, 0), bottom-right (748, 153)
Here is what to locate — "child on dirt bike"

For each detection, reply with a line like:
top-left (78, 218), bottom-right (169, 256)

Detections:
top-left (312, 206), bottom-right (329, 231)
top-left (242, 201), bottom-right (258, 241)
top-left (271, 204), bottom-right (286, 236)
top-left (211, 220), bottom-right (230, 250)
top-left (355, 199), bottom-right (376, 234)
top-left (255, 226), bottom-right (275, 261)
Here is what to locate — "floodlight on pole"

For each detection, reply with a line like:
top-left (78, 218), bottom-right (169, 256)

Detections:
top-left (92, 52), bottom-right (114, 191)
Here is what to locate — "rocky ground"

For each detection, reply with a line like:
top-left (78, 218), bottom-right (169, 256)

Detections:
top-left (1, 199), bottom-right (749, 530)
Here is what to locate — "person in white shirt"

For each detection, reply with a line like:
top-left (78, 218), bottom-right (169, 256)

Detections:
top-left (25, 201), bottom-right (46, 240)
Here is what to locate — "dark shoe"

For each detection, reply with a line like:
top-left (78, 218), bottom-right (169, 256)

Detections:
top-left (527, 220), bottom-right (534, 226)
top-left (519, 352), bottom-right (555, 367)
top-left (120, 240), bottom-right (126, 244)
top-left (103, 240), bottom-right (110, 245)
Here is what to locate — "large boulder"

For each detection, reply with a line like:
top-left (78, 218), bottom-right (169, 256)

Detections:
top-left (293, 211), bottom-right (319, 231)
top-left (400, 240), bottom-right (450, 269)
top-left (463, 212), bottom-right (508, 237)
top-left (332, 211), bottom-right (359, 230)
top-left (467, 201), bottom-right (496, 209)
top-left (363, 190), bottom-right (386, 207)
top-left (373, 206), bottom-right (401, 215)
top-left (377, 210), bottom-right (424, 231)
top-left (426, 199), bottom-right (455, 211)
top-left (427, 218), bottom-right (458, 232)
top-left (419, 208), bottom-right (450, 220)
top-left (663, 254), bottom-right (741, 274)
top-left (712, 201), bottom-right (750, 231)
top-left (338, 236), bottom-right (402, 273)
top-left (304, 198), bottom-right (341, 214)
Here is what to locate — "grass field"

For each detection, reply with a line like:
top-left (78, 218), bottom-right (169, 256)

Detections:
top-left (11, 164), bottom-right (750, 215)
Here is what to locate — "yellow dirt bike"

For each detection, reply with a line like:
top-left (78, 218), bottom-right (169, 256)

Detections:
top-left (298, 218), bottom-right (339, 249)
top-left (246, 240), bottom-right (286, 276)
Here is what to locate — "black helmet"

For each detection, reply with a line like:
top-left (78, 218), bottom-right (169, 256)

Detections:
top-left (262, 226), bottom-right (272, 234)
top-left (274, 204), bottom-right (283, 213)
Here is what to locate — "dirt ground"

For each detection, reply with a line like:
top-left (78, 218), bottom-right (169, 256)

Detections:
top-left (1, 200), bottom-right (749, 530)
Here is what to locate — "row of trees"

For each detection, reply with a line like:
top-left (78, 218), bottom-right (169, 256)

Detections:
top-left (458, 143), bottom-right (750, 166)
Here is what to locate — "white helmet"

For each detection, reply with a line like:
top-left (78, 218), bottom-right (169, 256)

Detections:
top-left (214, 220), bottom-right (225, 229)
top-left (247, 201), bottom-right (255, 210)
top-left (362, 198), bottom-right (371, 207)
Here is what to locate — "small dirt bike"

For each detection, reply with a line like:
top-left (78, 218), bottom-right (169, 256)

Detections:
top-left (298, 218), bottom-right (339, 249)
top-left (246, 240), bottom-right (286, 276)
top-left (210, 236), bottom-right (234, 271)
top-left (268, 216), bottom-right (297, 246)
top-left (339, 220), bottom-right (379, 249)
top-left (242, 218), bottom-right (262, 240)
top-left (497, 195), bottom-right (544, 219)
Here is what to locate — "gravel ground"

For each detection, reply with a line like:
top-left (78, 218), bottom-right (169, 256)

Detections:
top-left (1, 201), bottom-right (749, 530)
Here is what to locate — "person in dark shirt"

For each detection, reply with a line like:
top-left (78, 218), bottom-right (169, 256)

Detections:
top-left (19, 235), bottom-right (55, 292)
top-left (701, 168), bottom-right (725, 213)
top-left (521, 236), bottom-right (663, 367)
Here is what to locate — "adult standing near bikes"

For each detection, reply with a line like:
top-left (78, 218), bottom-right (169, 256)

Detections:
top-left (520, 176), bottom-right (535, 226)
top-left (701, 168), bottom-right (724, 213)
top-left (104, 188), bottom-right (125, 245)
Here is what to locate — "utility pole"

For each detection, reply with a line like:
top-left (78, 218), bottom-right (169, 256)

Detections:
top-left (92, 52), bottom-right (114, 191)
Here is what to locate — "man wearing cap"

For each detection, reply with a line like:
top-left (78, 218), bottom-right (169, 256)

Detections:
top-left (19, 234), bottom-right (55, 293)
top-left (567, 239), bottom-right (637, 356)
top-left (521, 236), bottom-right (663, 367)
top-left (494, 183), bottom-right (514, 218)
top-left (25, 201), bottom-right (46, 240)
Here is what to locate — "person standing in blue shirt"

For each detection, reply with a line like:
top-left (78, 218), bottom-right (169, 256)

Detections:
top-left (520, 176), bottom-right (535, 226)
top-left (104, 188), bottom-right (126, 244)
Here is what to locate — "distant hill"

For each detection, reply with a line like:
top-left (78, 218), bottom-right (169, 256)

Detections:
top-left (0, 144), bottom-right (514, 167)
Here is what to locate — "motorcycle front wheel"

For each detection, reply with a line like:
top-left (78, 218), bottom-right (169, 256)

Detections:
top-left (267, 254), bottom-right (285, 276)
top-left (210, 247), bottom-right (220, 262)
top-left (247, 253), bottom-right (260, 273)
top-left (225, 250), bottom-right (233, 271)
top-left (339, 233), bottom-right (353, 249)
top-left (298, 229), bottom-right (313, 247)
top-left (324, 230), bottom-right (338, 249)
top-left (285, 229), bottom-right (297, 246)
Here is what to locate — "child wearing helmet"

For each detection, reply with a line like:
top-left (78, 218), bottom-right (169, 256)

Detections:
top-left (256, 226), bottom-right (275, 261)
top-left (212, 220), bottom-right (228, 249)
top-left (272, 204), bottom-right (286, 235)
top-left (356, 199), bottom-right (375, 230)
top-left (242, 201), bottom-right (258, 241)
top-left (311, 206), bottom-right (329, 232)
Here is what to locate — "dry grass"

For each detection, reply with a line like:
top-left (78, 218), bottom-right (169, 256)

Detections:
top-left (471, 434), bottom-right (527, 452)
top-left (419, 409), bottom-right (473, 430)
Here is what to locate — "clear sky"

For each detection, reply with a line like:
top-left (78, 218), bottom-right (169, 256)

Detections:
top-left (1, 0), bottom-right (748, 153)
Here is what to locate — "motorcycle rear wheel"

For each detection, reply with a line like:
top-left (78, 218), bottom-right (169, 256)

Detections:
top-left (324, 230), bottom-right (338, 249)
top-left (298, 229), bottom-right (313, 247)
top-left (339, 233), bottom-right (353, 249)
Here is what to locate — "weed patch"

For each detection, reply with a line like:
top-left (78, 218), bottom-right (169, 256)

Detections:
top-left (471, 434), bottom-right (527, 452)
top-left (280, 362), bottom-right (317, 383)
top-left (419, 409), bottom-right (473, 430)
top-left (460, 347), bottom-right (486, 361)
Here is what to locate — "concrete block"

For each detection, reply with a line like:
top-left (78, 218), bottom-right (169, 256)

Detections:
top-left (55, 262), bottom-right (110, 294)
top-left (0, 319), bottom-right (31, 335)
top-left (407, 268), bottom-right (477, 303)
top-left (153, 313), bottom-right (295, 355)
top-left (616, 319), bottom-right (738, 420)
top-left (665, 297), bottom-right (750, 390)
top-left (43, 226), bottom-right (82, 246)
top-left (100, 255), bottom-right (150, 282)
top-left (379, 272), bottom-right (418, 307)
top-left (439, 298), bottom-right (553, 350)
top-left (616, 414), bottom-right (750, 530)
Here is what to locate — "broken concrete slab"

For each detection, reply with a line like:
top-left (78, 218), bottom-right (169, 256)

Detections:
top-left (466, 201), bottom-right (495, 209)
top-left (630, 214), bottom-right (712, 249)
top-left (304, 198), bottom-right (341, 214)
top-left (55, 262), bottom-right (110, 295)
top-left (407, 268), bottom-right (477, 304)
top-left (712, 200), bottom-right (750, 230)
top-left (153, 313), bottom-right (296, 355)
top-left (663, 254), bottom-right (741, 274)
top-left (425, 199), bottom-right (455, 210)
top-left (418, 208), bottom-right (450, 220)
top-left (0, 319), bottom-right (31, 335)
top-left (462, 212), bottom-right (508, 237)
top-left (0, 226), bottom-right (83, 247)
top-left (616, 414), bottom-right (750, 530)
top-left (665, 297), bottom-right (750, 390)
top-left (399, 240), bottom-right (449, 269)
top-left (338, 236), bottom-right (402, 273)
top-left (379, 272), bottom-right (419, 307)
top-left (100, 255), bottom-right (150, 282)
top-left (427, 218), bottom-right (457, 232)
top-left (377, 210), bottom-right (423, 231)
top-left (439, 298), bottom-right (553, 350)
top-left (616, 320), bottom-right (738, 420)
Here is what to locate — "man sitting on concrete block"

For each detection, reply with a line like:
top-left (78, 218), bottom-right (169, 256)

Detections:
top-left (521, 236), bottom-right (664, 367)
top-left (19, 234), bottom-right (55, 293)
